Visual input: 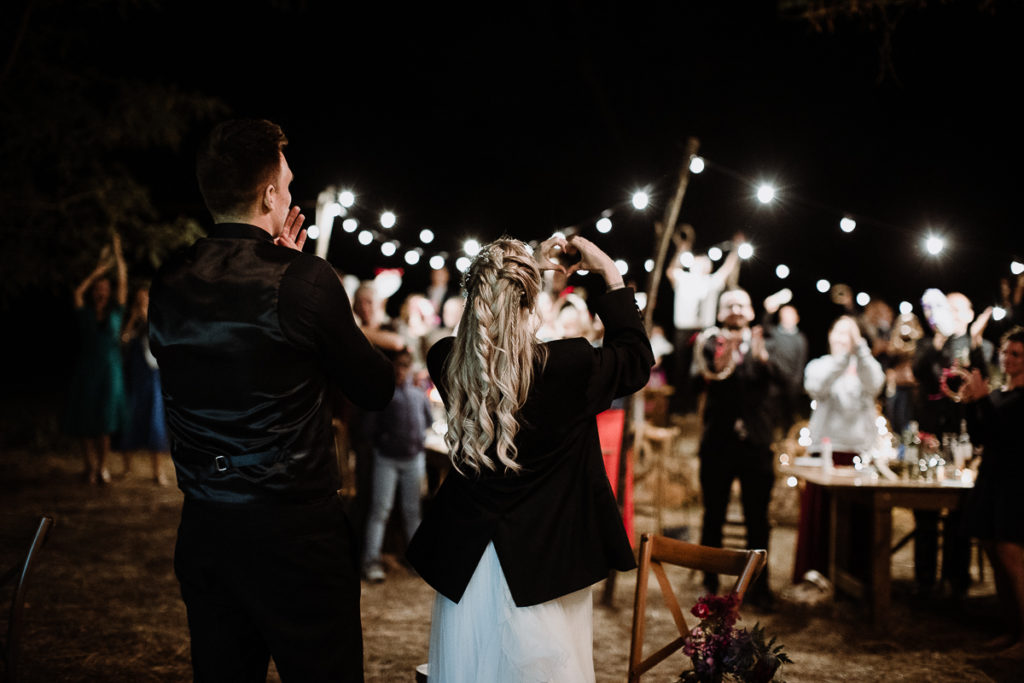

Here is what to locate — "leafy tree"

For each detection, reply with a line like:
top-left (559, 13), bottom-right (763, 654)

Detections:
top-left (0, 0), bottom-right (227, 307)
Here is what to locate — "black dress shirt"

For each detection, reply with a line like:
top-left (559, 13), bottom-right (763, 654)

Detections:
top-left (406, 287), bottom-right (653, 607)
top-left (150, 223), bottom-right (394, 504)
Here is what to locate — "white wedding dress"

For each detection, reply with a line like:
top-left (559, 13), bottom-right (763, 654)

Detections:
top-left (427, 542), bottom-right (595, 683)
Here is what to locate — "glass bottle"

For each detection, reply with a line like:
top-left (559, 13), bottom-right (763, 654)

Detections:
top-left (956, 419), bottom-right (972, 472)
top-left (904, 421), bottom-right (921, 480)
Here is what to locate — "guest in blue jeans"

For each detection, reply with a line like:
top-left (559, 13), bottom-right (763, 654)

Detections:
top-left (362, 347), bottom-right (433, 582)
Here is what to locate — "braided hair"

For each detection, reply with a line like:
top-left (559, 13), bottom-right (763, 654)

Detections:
top-left (443, 238), bottom-right (547, 475)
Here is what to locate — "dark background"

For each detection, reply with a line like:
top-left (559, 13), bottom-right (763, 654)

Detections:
top-left (2, 0), bottom-right (1022, 398)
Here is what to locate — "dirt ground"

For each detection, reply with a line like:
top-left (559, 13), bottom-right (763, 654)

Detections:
top-left (1, 435), bottom-right (1021, 682)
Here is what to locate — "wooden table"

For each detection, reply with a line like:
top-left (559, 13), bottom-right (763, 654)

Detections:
top-left (781, 464), bottom-right (973, 627)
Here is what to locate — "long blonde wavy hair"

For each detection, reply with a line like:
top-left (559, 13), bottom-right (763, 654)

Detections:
top-left (443, 238), bottom-right (547, 475)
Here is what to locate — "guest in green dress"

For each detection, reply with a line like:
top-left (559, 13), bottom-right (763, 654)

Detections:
top-left (62, 234), bottom-right (129, 485)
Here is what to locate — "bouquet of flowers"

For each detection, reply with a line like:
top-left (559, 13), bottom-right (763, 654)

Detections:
top-left (677, 593), bottom-right (791, 683)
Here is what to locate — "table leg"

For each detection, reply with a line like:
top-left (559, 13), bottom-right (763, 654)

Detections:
top-left (827, 492), bottom-right (838, 588)
top-left (871, 493), bottom-right (893, 628)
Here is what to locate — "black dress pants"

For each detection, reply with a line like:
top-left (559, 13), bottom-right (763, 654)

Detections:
top-left (174, 495), bottom-right (364, 682)
top-left (698, 442), bottom-right (775, 596)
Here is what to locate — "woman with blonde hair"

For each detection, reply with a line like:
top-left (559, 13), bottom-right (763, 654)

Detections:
top-left (407, 234), bottom-right (653, 682)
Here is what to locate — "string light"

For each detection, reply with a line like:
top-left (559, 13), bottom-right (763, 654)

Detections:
top-left (925, 235), bottom-right (945, 255)
top-left (455, 256), bottom-right (471, 273)
top-left (856, 292), bottom-right (871, 306)
top-left (899, 301), bottom-right (913, 314)
top-left (756, 184), bottom-right (776, 204)
top-left (992, 306), bottom-right (1007, 321)
top-left (313, 156), bottom-right (1012, 305)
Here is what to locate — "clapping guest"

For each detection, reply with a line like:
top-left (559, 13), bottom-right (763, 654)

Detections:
top-left (407, 234), bottom-right (652, 682)
top-left (792, 316), bottom-right (885, 582)
top-left (960, 326), bottom-right (1024, 657)
top-left (803, 316), bottom-right (886, 460)
top-left (62, 234), bottom-right (129, 485)
top-left (695, 288), bottom-right (781, 609)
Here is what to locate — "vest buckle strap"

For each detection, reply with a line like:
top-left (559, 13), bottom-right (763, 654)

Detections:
top-left (214, 455), bottom-right (229, 472)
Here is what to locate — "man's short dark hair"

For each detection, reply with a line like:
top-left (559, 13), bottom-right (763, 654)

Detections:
top-left (196, 119), bottom-right (288, 218)
top-left (1002, 325), bottom-right (1024, 348)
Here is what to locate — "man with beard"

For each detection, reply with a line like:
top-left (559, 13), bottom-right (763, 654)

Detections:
top-left (695, 288), bottom-right (783, 609)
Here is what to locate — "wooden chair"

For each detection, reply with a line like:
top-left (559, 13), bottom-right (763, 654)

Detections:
top-left (627, 533), bottom-right (767, 683)
top-left (1, 515), bottom-right (54, 683)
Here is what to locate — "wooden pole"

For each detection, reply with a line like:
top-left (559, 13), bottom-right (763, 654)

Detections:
top-left (643, 136), bottom-right (701, 331)
top-left (601, 137), bottom-right (700, 607)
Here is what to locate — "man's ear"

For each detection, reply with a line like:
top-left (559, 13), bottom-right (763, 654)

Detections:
top-left (261, 183), bottom-right (276, 214)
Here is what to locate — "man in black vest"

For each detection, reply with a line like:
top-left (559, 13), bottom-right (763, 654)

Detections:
top-left (150, 119), bottom-right (394, 682)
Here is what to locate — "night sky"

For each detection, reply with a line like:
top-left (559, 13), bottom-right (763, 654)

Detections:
top-left (6, 1), bottom-right (1024, 386)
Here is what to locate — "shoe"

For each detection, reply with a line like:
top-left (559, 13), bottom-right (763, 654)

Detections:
top-left (362, 564), bottom-right (386, 583)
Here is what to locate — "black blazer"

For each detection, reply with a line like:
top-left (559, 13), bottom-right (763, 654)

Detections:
top-left (406, 287), bottom-right (653, 607)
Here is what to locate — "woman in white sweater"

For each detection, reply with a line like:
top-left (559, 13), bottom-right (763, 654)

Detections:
top-left (804, 315), bottom-right (886, 461)
top-left (792, 315), bottom-right (886, 582)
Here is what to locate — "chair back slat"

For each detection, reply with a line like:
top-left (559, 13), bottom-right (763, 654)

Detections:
top-left (627, 532), bottom-right (767, 683)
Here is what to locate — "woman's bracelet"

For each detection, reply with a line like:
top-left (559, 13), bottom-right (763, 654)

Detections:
top-left (606, 280), bottom-right (625, 292)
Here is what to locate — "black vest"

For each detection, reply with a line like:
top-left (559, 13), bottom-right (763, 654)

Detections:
top-left (150, 224), bottom-right (336, 504)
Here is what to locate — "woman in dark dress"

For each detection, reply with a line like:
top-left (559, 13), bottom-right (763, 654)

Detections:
top-left (117, 283), bottom-right (169, 485)
top-left (406, 235), bottom-right (653, 682)
top-left (961, 326), bottom-right (1024, 657)
top-left (62, 235), bottom-right (129, 485)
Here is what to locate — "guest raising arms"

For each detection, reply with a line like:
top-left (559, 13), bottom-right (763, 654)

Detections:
top-left (407, 234), bottom-right (653, 682)
top-left (62, 233), bottom-right (129, 485)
